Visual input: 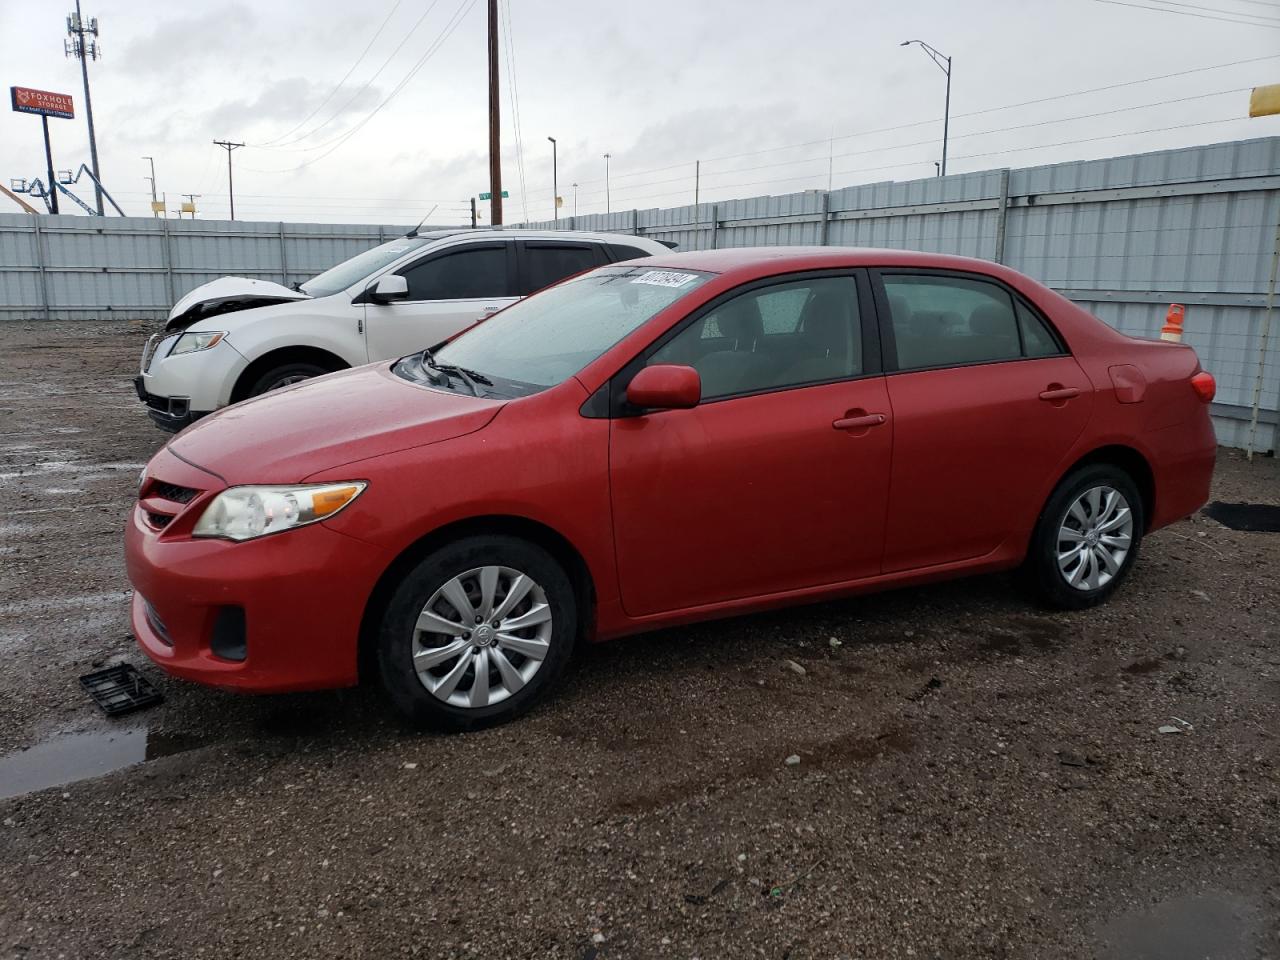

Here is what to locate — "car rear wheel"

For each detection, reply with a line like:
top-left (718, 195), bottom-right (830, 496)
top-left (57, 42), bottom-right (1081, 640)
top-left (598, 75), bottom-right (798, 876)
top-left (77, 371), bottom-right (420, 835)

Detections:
top-left (1025, 464), bottom-right (1144, 610)
top-left (247, 361), bottom-right (329, 397)
top-left (376, 536), bottom-right (576, 730)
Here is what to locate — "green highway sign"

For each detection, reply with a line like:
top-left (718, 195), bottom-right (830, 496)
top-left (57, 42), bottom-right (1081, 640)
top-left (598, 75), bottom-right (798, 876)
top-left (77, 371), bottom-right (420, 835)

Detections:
top-left (478, 191), bottom-right (509, 201)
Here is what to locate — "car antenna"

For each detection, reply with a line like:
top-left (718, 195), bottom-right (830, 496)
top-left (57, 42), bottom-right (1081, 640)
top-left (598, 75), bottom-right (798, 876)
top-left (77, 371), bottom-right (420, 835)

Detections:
top-left (405, 204), bottom-right (439, 238)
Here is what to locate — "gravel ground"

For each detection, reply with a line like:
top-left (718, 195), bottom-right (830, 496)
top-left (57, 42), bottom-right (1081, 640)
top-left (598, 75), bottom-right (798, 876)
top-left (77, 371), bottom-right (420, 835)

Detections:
top-left (0, 321), bottom-right (1277, 960)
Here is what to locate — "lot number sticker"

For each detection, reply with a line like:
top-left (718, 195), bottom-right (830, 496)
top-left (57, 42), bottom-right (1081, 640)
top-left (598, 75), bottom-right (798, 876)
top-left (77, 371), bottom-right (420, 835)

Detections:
top-left (631, 270), bottom-right (698, 288)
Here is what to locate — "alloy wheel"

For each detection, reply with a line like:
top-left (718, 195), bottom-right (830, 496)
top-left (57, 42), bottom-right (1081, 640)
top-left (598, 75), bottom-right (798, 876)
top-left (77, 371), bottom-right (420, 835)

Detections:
top-left (411, 565), bottom-right (553, 708)
top-left (1056, 485), bottom-right (1134, 591)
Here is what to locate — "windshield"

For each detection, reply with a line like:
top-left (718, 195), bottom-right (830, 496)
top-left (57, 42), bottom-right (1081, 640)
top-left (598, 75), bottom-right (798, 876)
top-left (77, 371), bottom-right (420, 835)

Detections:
top-left (301, 236), bottom-right (433, 298)
top-left (418, 265), bottom-right (712, 396)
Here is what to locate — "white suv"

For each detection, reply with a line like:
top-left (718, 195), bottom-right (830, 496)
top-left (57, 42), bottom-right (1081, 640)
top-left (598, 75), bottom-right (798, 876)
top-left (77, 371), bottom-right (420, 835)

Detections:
top-left (134, 229), bottom-right (669, 431)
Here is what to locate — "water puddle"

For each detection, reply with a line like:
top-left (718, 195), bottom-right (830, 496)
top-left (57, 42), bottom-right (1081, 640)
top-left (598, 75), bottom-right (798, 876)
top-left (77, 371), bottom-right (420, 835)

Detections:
top-left (1094, 891), bottom-right (1260, 960)
top-left (0, 728), bottom-right (201, 800)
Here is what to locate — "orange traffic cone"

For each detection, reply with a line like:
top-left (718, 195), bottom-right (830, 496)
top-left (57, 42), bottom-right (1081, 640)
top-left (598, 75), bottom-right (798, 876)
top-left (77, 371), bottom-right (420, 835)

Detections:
top-left (1160, 304), bottom-right (1185, 343)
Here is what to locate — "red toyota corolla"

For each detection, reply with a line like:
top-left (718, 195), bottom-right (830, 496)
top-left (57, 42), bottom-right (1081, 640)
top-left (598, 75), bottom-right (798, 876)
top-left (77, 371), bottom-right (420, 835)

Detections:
top-left (126, 248), bottom-right (1217, 728)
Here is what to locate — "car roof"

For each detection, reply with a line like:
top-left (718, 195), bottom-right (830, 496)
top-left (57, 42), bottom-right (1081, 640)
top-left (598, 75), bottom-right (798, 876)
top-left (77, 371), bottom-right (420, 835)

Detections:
top-left (410, 228), bottom-right (664, 246)
top-left (634, 246), bottom-right (1009, 278)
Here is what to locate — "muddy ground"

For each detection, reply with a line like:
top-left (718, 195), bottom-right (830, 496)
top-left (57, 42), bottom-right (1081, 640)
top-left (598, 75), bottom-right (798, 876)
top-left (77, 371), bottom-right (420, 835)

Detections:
top-left (0, 321), bottom-right (1276, 960)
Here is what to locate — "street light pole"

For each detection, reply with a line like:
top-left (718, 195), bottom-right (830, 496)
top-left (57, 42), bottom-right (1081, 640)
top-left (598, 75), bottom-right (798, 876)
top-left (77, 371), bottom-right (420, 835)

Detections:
top-left (547, 136), bottom-right (558, 224)
top-left (572, 182), bottom-right (578, 217)
top-left (900, 39), bottom-right (952, 177)
top-left (603, 153), bottom-right (612, 214)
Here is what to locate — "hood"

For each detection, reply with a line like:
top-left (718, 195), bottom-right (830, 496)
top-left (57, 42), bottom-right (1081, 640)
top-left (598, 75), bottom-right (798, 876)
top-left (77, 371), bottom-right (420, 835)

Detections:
top-left (168, 363), bottom-right (504, 484)
top-left (166, 277), bottom-right (311, 331)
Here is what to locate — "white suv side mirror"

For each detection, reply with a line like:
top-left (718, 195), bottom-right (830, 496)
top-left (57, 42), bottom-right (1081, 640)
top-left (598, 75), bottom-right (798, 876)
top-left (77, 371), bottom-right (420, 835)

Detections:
top-left (369, 274), bottom-right (409, 304)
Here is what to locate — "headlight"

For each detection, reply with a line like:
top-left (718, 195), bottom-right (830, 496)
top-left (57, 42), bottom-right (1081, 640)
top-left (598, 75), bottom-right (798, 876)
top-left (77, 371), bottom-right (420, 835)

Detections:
top-left (192, 482), bottom-right (366, 541)
top-left (169, 331), bottom-right (226, 356)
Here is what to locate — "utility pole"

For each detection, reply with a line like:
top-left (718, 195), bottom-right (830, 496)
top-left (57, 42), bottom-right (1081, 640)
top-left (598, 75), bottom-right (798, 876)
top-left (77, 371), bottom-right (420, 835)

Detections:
top-left (470, 196), bottom-right (477, 228)
top-left (142, 155), bottom-right (158, 217)
top-left (213, 140), bottom-right (244, 220)
top-left (42, 116), bottom-right (60, 215)
top-left (487, 0), bottom-right (503, 226)
top-left (65, 1), bottom-right (103, 214)
top-left (547, 136), bottom-right (558, 224)
top-left (603, 153), bottom-right (611, 214)
top-left (694, 160), bottom-right (700, 208)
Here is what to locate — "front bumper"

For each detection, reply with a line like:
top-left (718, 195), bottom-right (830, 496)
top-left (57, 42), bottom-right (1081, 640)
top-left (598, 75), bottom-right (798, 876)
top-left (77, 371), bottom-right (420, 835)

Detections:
top-left (134, 376), bottom-right (208, 432)
top-left (137, 334), bottom-right (248, 432)
top-left (125, 452), bottom-right (388, 693)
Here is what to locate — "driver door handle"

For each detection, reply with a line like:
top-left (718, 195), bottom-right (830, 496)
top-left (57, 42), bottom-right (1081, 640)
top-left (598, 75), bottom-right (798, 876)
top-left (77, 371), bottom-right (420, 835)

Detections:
top-left (1038, 386), bottom-right (1080, 402)
top-left (833, 413), bottom-right (886, 431)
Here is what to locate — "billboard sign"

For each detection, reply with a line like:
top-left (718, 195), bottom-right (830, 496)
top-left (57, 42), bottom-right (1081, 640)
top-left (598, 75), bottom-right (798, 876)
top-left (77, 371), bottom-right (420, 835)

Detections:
top-left (10, 86), bottom-right (75, 120)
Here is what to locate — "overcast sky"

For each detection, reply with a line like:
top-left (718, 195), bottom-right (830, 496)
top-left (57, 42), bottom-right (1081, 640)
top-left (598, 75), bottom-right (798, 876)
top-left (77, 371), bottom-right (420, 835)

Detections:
top-left (1, 0), bottom-right (1277, 225)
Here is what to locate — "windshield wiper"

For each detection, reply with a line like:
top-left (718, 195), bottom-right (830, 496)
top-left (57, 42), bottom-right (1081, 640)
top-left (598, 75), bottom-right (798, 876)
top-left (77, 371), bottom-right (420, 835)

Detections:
top-left (418, 349), bottom-right (491, 396)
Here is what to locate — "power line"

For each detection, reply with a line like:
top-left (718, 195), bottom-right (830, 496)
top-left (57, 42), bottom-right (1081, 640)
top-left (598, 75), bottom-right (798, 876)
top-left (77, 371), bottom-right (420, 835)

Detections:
top-left (254, 0), bottom-right (445, 150)
top-left (571, 86), bottom-right (1249, 201)
top-left (570, 52), bottom-right (1280, 188)
top-left (240, 0), bottom-right (479, 174)
top-left (1128, 0), bottom-right (1280, 22)
top-left (254, 0), bottom-right (406, 146)
top-left (1091, 0), bottom-right (1280, 26)
top-left (501, 0), bottom-right (529, 222)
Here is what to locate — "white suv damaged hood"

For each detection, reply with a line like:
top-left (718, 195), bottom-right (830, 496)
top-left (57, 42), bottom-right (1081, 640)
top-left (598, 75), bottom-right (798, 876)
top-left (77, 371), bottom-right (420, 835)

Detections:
top-left (166, 276), bottom-right (312, 330)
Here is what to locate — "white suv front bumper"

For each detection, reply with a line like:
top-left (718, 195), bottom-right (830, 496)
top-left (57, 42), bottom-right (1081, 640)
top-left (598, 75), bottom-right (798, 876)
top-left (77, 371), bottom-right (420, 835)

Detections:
top-left (134, 333), bottom-right (249, 432)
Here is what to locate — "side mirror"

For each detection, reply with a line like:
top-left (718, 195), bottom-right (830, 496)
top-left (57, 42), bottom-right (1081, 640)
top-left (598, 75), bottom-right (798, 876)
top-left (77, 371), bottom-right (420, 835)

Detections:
top-left (368, 274), bottom-right (409, 304)
top-left (627, 364), bottom-right (701, 411)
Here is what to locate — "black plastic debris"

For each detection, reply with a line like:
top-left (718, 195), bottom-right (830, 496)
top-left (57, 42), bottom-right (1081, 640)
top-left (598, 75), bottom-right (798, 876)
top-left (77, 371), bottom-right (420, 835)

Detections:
top-left (80, 664), bottom-right (163, 717)
top-left (1202, 502), bottom-right (1280, 533)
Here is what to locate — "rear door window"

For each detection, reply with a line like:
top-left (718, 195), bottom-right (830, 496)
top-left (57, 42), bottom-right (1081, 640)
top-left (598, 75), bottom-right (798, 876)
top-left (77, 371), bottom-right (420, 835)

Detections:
top-left (522, 243), bottom-right (602, 294)
top-left (881, 274), bottom-right (1023, 371)
top-left (399, 244), bottom-right (513, 301)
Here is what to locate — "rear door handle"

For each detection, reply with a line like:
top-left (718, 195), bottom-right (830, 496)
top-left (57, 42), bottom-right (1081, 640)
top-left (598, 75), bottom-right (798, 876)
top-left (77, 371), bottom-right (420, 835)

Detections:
top-left (1039, 387), bottom-right (1080, 402)
top-left (832, 413), bottom-right (886, 431)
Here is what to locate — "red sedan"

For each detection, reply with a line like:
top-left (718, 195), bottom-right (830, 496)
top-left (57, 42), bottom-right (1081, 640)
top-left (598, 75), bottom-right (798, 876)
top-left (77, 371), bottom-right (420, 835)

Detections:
top-left (126, 248), bottom-right (1217, 728)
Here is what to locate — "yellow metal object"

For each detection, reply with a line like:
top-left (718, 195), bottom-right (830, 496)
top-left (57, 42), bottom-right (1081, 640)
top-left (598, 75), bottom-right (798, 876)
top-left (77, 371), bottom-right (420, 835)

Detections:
top-left (1250, 84), bottom-right (1280, 119)
top-left (150, 200), bottom-right (165, 213)
top-left (180, 202), bottom-right (195, 214)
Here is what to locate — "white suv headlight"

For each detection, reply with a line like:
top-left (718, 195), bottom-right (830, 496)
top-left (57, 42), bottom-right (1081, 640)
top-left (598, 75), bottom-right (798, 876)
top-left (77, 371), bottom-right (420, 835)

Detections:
top-left (169, 331), bottom-right (227, 356)
top-left (193, 482), bottom-right (366, 541)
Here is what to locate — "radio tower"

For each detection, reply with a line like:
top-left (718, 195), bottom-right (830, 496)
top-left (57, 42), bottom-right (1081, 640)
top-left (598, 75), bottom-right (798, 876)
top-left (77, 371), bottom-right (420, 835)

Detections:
top-left (65, 1), bottom-right (103, 215)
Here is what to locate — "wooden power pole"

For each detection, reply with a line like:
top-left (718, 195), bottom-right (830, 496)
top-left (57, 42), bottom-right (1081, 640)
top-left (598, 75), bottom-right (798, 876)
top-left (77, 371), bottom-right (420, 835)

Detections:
top-left (487, 0), bottom-right (502, 226)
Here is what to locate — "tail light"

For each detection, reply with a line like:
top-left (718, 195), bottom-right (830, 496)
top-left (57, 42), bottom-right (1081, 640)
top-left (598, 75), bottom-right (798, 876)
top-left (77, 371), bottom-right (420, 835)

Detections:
top-left (1190, 371), bottom-right (1216, 403)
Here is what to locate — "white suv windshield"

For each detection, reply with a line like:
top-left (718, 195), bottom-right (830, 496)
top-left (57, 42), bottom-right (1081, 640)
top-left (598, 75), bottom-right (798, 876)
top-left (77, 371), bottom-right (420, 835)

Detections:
top-left (425, 265), bottom-right (712, 395)
top-left (301, 236), bottom-right (434, 298)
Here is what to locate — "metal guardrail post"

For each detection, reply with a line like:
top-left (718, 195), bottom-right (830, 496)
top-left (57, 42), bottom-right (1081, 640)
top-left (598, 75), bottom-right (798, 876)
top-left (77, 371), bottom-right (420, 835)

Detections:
top-left (278, 222), bottom-right (289, 286)
top-left (1246, 207), bottom-right (1280, 459)
top-left (710, 204), bottom-right (719, 250)
top-left (631, 209), bottom-right (639, 236)
top-left (993, 168), bottom-right (1011, 264)
top-left (31, 216), bottom-right (51, 322)
top-left (819, 191), bottom-right (831, 247)
top-left (160, 217), bottom-right (176, 307)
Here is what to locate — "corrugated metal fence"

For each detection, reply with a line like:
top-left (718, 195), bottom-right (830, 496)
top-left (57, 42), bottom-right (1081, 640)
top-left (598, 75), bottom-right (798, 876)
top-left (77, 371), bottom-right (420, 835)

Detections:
top-left (522, 137), bottom-right (1280, 453)
top-left (0, 217), bottom-right (423, 323)
top-left (1, 137), bottom-right (1277, 451)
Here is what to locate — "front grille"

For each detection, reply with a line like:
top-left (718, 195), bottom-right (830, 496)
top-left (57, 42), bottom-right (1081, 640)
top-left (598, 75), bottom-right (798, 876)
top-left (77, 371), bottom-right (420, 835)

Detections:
top-left (146, 512), bottom-right (173, 529)
top-left (152, 481), bottom-right (196, 504)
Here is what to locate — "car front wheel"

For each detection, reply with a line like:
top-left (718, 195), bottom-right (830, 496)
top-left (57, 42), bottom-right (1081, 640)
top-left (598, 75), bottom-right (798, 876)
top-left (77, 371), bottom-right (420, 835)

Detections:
top-left (247, 361), bottom-right (330, 397)
top-left (377, 535), bottom-right (576, 730)
top-left (1025, 464), bottom-right (1144, 609)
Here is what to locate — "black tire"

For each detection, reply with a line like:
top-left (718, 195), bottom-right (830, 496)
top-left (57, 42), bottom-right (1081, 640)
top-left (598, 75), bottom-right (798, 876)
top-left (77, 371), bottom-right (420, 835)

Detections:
top-left (247, 361), bottom-right (330, 397)
top-left (1024, 463), bottom-right (1145, 610)
top-left (377, 535), bottom-right (576, 730)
